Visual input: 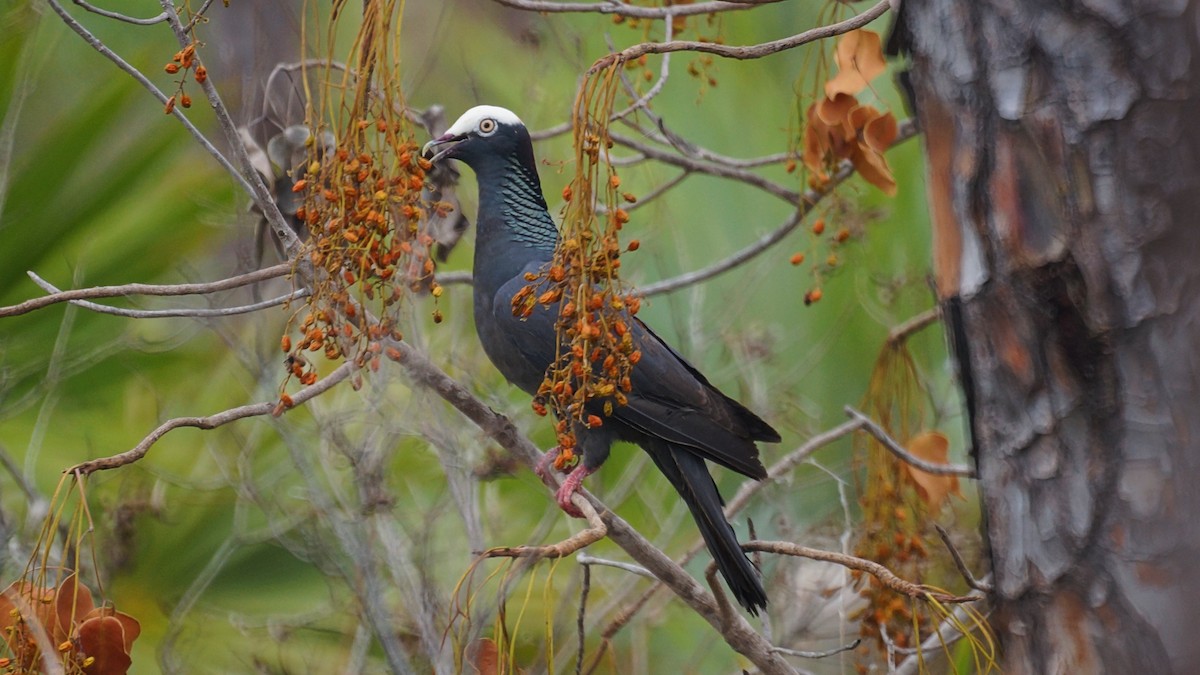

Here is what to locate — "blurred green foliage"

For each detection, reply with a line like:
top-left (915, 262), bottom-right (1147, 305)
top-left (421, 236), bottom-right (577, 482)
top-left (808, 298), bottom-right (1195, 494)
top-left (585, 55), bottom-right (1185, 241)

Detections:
top-left (0, 1), bottom-right (967, 673)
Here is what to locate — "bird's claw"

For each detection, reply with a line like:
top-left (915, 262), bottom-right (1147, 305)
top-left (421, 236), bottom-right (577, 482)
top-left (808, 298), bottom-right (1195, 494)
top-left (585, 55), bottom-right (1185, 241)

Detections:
top-left (554, 464), bottom-right (594, 519)
top-left (556, 483), bottom-right (585, 518)
top-left (534, 446), bottom-right (561, 486)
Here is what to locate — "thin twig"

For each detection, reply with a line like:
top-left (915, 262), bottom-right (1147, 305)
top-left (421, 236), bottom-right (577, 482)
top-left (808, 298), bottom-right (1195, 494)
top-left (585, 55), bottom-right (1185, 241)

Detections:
top-left (610, 131), bottom-right (800, 203)
top-left (181, 0), bottom-right (216, 32)
top-left (484, 496), bottom-right (607, 558)
top-left (641, 210), bottom-right (803, 296)
top-left (932, 523), bottom-right (992, 593)
top-left (576, 563), bottom-right (590, 675)
top-left (492, 0), bottom-right (779, 19)
top-left (607, 16), bottom-right (674, 122)
top-left (772, 639), bottom-right (862, 660)
top-left (0, 443), bottom-right (43, 506)
top-left (843, 406), bottom-right (975, 477)
top-left (23, 272), bottom-right (301, 319)
top-left (67, 362), bottom-right (356, 475)
top-left (434, 270), bottom-right (473, 286)
top-left (887, 307), bottom-right (941, 347)
top-left (576, 553), bottom-right (654, 580)
top-left (741, 541), bottom-right (980, 604)
top-left (724, 419), bottom-right (864, 517)
top-left (72, 0), bottom-right (166, 24)
top-left (624, 170), bottom-right (690, 213)
top-left (637, 120), bottom-right (917, 296)
top-left (0, 263), bottom-right (291, 318)
top-left (589, 0), bottom-right (890, 72)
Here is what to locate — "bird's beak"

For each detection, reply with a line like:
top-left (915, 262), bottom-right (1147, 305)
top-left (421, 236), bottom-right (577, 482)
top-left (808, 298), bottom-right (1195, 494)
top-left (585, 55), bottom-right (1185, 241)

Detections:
top-left (422, 133), bottom-right (466, 164)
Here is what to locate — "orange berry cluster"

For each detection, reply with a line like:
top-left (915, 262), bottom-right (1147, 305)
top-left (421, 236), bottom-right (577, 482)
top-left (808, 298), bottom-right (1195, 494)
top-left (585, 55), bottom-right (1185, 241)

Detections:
top-left (788, 214), bottom-right (860, 306)
top-left (275, 109), bottom-right (444, 410)
top-left (520, 88), bottom-right (642, 466)
top-left (162, 42), bottom-right (206, 114)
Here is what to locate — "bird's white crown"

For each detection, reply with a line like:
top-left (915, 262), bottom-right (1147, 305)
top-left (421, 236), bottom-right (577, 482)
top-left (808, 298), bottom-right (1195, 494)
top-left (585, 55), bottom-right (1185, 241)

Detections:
top-left (444, 105), bottom-right (524, 136)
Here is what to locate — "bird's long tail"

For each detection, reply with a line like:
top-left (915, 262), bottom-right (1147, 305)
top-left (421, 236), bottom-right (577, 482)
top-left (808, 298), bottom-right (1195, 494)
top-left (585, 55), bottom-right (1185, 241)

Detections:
top-left (647, 442), bottom-right (767, 615)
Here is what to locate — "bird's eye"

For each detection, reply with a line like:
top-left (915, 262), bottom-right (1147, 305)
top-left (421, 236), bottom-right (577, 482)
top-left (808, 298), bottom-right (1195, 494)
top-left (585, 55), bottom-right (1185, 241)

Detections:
top-left (478, 118), bottom-right (497, 134)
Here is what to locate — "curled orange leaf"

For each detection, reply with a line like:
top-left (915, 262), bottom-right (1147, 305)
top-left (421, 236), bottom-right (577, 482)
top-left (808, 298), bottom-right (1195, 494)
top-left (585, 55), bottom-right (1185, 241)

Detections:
top-left (825, 29), bottom-right (887, 98)
top-left (904, 431), bottom-right (962, 509)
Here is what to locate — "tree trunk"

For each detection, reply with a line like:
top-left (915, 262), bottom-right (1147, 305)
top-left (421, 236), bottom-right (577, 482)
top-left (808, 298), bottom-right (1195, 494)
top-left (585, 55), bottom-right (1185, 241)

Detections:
top-left (897, 1), bottom-right (1200, 672)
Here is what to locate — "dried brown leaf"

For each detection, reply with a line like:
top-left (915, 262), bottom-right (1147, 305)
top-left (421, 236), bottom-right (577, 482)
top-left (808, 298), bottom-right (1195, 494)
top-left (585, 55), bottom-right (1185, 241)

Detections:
top-left (863, 111), bottom-right (899, 153)
top-left (825, 29), bottom-right (887, 98)
top-left (77, 615), bottom-right (133, 675)
top-left (904, 431), bottom-right (961, 509)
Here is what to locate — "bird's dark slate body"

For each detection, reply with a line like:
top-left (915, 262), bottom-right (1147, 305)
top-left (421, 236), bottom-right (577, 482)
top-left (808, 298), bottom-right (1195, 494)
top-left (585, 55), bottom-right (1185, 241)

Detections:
top-left (424, 106), bottom-right (779, 614)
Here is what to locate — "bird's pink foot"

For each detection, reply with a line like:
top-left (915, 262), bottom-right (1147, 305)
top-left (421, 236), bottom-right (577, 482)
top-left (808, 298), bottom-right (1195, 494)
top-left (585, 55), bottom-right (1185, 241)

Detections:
top-left (555, 464), bottom-right (595, 518)
top-left (534, 446), bottom-right (561, 486)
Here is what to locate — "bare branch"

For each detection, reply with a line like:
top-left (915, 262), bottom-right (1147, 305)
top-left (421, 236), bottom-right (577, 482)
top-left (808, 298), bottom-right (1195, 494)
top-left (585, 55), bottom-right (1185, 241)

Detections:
top-left (68, 362), bottom-right (356, 475)
top-left (723, 418), bottom-right (865, 517)
top-left (492, 0), bottom-right (781, 19)
top-left (28, 283), bottom-right (305, 319)
top-left (71, 0), bottom-right (166, 25)
top-left (576, 553), bottom-right (654, 580)
top-left (181, 0), bottom-right (217, 33)
top-left (887, 307), bottom-right (941, 347)
top-left (933, 523), bottom-right (992, 593)
top-left (641, 210), bottom-right (803, 296)
top-left (742, 540), bottom-right (980, 604)
top-left (590, 0), bottom-right (891, 72)
top-left (623, 170), bottom-right (690, 213)
top-left (773, 639), bottom-right (862, 660)
top-left (434, 270), bottom-right (473, 286)
top-left (484, 496), bottom-right (607, 558)
top-left (0, 263), bottom-right (291, 318)
top-left (843, 406), bottom-right (976, 477)
top-left (636, 120), bottom-right (917, 296)
top-left (609, 131), bottom-right (800, 203)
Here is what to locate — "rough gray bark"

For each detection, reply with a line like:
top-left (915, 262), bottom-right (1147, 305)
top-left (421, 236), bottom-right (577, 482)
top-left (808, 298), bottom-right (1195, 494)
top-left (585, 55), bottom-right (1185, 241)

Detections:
top-left (898, 0), bottom-right (1200, 672)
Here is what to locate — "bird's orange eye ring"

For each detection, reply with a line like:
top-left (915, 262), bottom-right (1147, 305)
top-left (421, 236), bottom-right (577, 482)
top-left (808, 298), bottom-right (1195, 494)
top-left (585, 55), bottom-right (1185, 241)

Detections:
top-left (479, 118), bottom-right (497, 134)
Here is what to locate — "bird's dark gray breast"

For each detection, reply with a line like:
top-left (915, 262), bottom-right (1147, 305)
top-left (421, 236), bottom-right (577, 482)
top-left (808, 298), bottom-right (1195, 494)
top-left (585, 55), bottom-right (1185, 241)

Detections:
top-left (472, 262), bottom-right (559, 397)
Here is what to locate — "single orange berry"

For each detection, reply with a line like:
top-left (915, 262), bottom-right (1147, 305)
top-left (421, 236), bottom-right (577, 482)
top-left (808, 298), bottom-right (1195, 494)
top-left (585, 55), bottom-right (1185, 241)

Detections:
top-left (804, 288), bottom-right (823, 305)
top-left (180, 94), bottom-right (192, 108)
top-left (587, 414), bottom-right (604, 427)
top-left (790, 252), bottom-right (805, 265)
top-left (164, 96), bottom-right (176, 114)
top-left (626, 239), bottom-right (640, 251)
top-left (812, 218), bottom-right (826, 235)
top-left (165, 63), bottom-right (180, 74)
top-left (609, 175), bottom-right (621, 189)
top-left (281, 335), bottom-right (292, 352)
top-left (194, 65), bottom-right (207, 83)
top-left (834, 228), bottom-right (850, 242)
